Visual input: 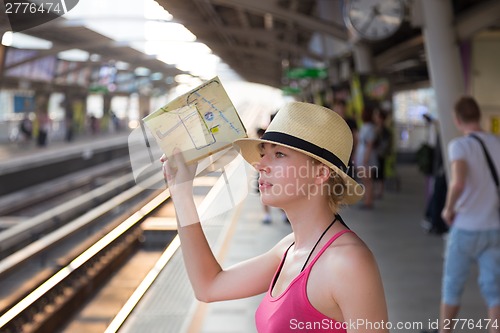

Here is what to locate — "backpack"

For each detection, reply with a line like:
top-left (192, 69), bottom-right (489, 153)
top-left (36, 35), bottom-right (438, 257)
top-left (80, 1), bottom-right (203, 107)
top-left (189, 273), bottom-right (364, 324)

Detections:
top-left (375, 127), bottom-right (392, 158)
top-left (416, 143), bottom-right (434, 175)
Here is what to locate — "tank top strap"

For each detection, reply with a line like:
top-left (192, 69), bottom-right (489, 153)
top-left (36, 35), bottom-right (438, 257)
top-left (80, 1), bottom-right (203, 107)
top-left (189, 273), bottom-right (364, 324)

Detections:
top-left (303, 229), bottom-right (353, 271)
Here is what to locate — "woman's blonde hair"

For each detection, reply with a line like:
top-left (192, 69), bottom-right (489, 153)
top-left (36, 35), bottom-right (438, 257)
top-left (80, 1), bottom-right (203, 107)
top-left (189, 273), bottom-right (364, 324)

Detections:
top-left (326, 170), bottom-right (347, 212)
top-left (311, 158), bottom-right (347, 212)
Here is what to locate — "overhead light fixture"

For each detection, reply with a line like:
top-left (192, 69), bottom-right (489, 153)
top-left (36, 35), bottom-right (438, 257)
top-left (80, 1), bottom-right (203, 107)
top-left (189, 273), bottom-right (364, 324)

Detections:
top-left (1, 31), bottom-right (13, 46)
top-left (165, 76), bottom-right (175, 84)
top-left (145, 0), bottom-right (173, 21)
top-left (3, 32), bottom-right (53, 49)
top-left (89, 54), bottom-right (101, 62)
top-left (134, 67), bottom-right (150, 76)
top-left (58, 49), bottom-right (89, 62)
top-left (145, 22), bottom-right (196, 43)
top-left (174, 74), bottom-right (195, 84)
top-left (150, 72), bottom-right (163, 81)
top-left (115, 61), bottom-right (130, 70)
top-left (264, 13), bottom-right (273, 30)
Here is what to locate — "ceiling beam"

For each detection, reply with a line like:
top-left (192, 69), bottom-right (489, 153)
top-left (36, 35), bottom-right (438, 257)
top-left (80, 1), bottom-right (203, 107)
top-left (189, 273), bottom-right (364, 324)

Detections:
top-left (219, 44), bottom-right (282, 63)
top-left (201, 27), bottom-right (323, 61)
top-left (210, 0), bottom-right (348, 40)
top-left (455, 0), bottom-right (500, 40)
top-left (374, 35), bottom-right (424, 70)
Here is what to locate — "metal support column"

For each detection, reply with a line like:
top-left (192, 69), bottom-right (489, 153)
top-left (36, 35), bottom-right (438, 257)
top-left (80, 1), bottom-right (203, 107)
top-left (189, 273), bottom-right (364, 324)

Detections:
top-left (139, 94), bottom-right (150, 118)
top-left (421, 0), bottom-right (464, 178)
top-left (340, 58), bottom-right (351, 82)
top-left (353, 43), bottom-right (374, 74)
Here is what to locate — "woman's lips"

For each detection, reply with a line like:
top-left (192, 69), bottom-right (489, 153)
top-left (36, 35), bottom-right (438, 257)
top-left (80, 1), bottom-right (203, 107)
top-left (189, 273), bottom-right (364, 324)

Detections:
top-left (259, 181), bottom-right (273, 190)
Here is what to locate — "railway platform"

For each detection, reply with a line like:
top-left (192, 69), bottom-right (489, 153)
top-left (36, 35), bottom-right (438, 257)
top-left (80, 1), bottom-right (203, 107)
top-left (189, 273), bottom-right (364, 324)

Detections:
top-left (0, 130), bottom-right (489, 333)
top-left (0, 131), bottom-right (132, 197)
top-left (0, 131), bottom-right (131, 171)
top-left (120, 162), bottom-right (487, 333)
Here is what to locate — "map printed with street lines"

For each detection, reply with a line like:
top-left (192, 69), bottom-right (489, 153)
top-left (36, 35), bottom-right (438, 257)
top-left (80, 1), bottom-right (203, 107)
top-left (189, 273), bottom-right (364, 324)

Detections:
top-left (143, 77), bottom-right (247, 164)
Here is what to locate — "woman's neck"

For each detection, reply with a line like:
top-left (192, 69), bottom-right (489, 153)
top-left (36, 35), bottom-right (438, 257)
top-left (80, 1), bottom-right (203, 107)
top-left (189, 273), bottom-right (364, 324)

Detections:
top-left (283, 198), bottom-right (338, 249)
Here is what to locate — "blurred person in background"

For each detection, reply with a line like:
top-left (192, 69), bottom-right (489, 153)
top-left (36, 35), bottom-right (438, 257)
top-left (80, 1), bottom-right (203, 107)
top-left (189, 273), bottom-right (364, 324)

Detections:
top-left (421, 114), bottom-right (448, 236)
top-left (373, 109), bottom-right (392, 199)
top-left (424, 96), bottom-right (500, 333)
top-left (333, 100), bottom-right (358, 176)
top-left (19, 113), bottom-right (33, 144)
top-left (36, 109), bottom-right (51, 147)
top-left (355, 106), bottom-right (377, 209)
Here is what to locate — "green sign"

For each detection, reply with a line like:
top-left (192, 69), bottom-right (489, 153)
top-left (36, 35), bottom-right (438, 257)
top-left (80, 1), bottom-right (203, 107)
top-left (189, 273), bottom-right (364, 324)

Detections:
top-left (286, 67), bottom-right (327, 79)
top-left (281, 86), bottom-right (302, 95)
top-left (88, 85), bottom-right (109, 94)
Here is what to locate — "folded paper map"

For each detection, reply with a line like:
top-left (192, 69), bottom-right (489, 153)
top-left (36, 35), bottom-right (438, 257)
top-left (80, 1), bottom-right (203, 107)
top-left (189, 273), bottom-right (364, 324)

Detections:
top-left (143, 77), bottom-right (247, 164)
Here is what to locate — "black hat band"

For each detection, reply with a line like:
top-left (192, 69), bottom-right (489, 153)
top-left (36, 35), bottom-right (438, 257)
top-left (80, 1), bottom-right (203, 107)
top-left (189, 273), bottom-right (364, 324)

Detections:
top-left (260, 131), bottom-right (347, 171)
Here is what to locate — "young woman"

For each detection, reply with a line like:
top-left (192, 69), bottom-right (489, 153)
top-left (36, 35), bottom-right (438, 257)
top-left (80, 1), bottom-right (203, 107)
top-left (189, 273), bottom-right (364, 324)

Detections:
top-left (162, 102), bottom-right (388, 332)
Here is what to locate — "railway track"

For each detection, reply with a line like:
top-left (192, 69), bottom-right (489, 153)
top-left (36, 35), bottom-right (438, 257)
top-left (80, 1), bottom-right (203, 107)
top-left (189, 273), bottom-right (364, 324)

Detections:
top-left (0, 157), bottom-right (138, 259)
top-left (0, 156), bottom-right (132, 218)
top-left (0, 101), bottom-right (263, 332)
top-left (0, 169), bottom-right (168, 332)
top-left (0, 147), bottom-right (243, 333)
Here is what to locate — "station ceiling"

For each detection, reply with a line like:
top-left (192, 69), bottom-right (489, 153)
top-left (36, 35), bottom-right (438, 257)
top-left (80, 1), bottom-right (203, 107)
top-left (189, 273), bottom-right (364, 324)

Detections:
top-left (155, 0), bottom-right (500, 89)
top-left (0, 10), bottom-right (185, 94)
top-left (2, 0), bottom-right (500, 94)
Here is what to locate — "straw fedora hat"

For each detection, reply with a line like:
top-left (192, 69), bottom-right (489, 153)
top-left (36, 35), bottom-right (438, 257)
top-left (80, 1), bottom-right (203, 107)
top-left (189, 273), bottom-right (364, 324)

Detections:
top-left (233, 101), bottom-right (363, 204)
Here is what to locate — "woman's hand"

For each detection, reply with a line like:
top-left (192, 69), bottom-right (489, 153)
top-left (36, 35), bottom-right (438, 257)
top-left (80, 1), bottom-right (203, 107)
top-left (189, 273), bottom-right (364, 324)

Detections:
top-left (161, 149), bottom-right (200, 227)
top-left (161, 149), bottom-right (197, 198)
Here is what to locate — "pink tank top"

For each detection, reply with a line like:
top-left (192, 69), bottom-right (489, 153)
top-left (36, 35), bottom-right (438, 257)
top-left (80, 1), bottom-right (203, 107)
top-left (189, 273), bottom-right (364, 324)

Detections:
top-left (255, 230), bottom-right (352, 333)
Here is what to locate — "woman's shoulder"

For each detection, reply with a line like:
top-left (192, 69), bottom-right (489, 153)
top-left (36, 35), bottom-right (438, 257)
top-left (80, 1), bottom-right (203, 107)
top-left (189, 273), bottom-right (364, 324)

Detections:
top-left (270, 232), bottom-right (295, 257)
top-left (324, 231), bottom-right (378, 275)
top-left (316, 232), bottom-right (388, 324)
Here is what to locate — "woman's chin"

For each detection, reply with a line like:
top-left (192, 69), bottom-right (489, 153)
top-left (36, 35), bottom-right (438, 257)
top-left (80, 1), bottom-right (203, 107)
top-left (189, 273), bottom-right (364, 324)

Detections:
top-left (260, 195), bottom-right (283, 208)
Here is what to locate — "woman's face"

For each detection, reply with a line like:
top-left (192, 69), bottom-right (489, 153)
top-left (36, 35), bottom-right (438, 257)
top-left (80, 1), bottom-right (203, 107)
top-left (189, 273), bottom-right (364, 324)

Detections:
top-left (256, 143), bottom-right (320, 207)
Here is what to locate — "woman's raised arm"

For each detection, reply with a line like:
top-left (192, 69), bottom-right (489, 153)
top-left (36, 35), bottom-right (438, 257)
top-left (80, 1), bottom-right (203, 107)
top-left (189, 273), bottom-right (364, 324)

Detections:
top-left (162, 150), bottom-right (286, 302)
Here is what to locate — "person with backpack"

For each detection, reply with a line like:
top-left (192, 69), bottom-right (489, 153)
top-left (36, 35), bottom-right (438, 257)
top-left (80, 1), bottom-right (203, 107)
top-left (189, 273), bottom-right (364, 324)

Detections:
top-left (423, 96), bottom-right (500, 333)
top-left (373, 109), bottom-right (392, 199)
top-left (420, 114), bottom-right (449, 236)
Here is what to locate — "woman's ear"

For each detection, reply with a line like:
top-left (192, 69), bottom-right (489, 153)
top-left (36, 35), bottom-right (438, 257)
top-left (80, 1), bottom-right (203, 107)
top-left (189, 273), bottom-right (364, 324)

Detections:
top-left (314, 164), bottom-right (331, 184)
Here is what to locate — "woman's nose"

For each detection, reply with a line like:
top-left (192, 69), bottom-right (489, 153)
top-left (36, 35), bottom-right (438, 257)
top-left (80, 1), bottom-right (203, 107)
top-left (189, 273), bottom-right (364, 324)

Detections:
top-left (256, 158), bottom-right (270, 174)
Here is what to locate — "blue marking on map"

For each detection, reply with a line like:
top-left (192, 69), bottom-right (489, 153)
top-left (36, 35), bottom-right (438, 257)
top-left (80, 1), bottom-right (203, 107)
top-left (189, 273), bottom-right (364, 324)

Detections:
top-left (193, 91), bottom-right (241, 134)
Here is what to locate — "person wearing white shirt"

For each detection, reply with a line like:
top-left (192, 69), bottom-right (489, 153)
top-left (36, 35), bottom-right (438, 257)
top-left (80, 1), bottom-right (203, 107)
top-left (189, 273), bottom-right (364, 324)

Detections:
top-left (438, 96), bottom-right (500, 333)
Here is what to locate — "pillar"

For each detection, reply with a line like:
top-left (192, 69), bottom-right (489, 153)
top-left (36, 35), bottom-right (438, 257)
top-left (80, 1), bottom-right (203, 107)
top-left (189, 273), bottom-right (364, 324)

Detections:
top-left (103, 94), bottom-right (112, 115)
top-left (421, 0), bottom-right (464, 178)
top-left (139, 94), bottom-right (150, 118)
top-left (339, 58), bottom-right (351, 82)
top-left (0, 1), bottom-right (11, 36)
top-left (328, 60), bottom-right (340, 87)
top-left (63, 91), bottom-right (75, 141)
top-left (102, 93), bottom-right (113, 132)
top-left (34, 91), bottom-right (50, 146)
top-left (353, 43), bottom-right (374, 74)
top-left (0, 0), bottom-right (10, 84)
